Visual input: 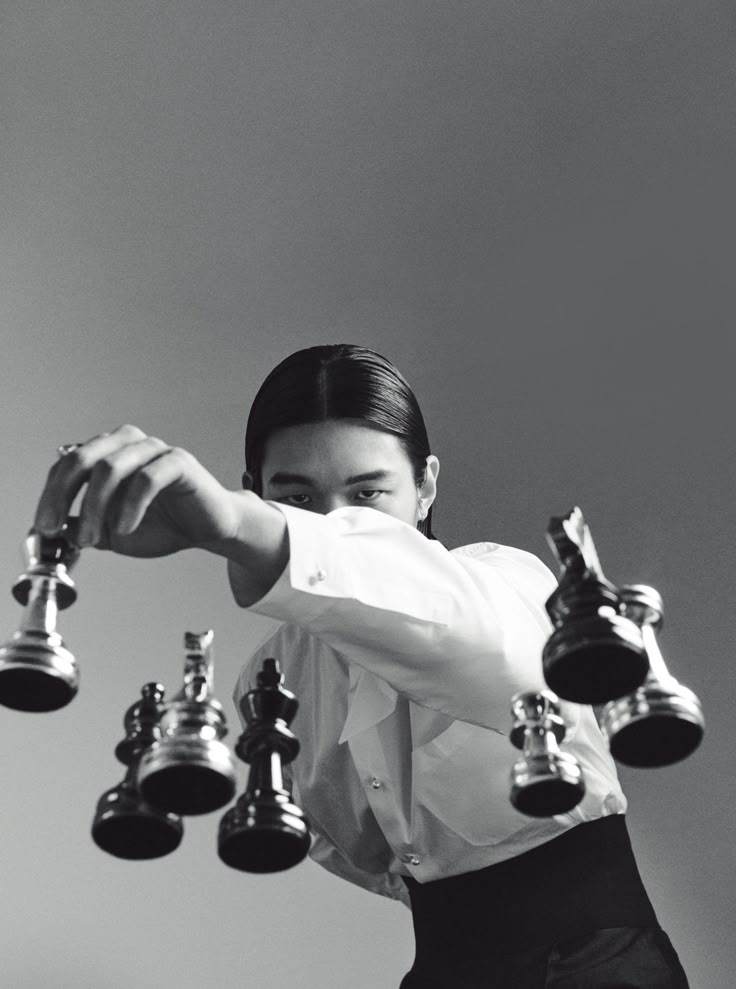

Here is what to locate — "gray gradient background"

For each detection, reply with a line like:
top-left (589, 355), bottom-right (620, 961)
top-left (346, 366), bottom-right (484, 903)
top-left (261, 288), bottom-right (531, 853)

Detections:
top-left (1, 3), bottom-right (734, 987)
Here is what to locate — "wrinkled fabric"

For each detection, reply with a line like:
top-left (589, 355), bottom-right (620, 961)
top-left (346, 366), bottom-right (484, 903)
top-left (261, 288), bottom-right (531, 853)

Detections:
top-left (398, 927), bottom-right (690, 988)
top-left (234, 504), bottom-right (627, 907)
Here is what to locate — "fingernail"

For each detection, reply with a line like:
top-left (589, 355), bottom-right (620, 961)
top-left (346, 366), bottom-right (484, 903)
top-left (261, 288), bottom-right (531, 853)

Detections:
top-left (77, 523), bottom-right (93, 547)
top-left (34, 513), bottom-right (59, 535)
top-left (116, 513), bottom-right (133, 535)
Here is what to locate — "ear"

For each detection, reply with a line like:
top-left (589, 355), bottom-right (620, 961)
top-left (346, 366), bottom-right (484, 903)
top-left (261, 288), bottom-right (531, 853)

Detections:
top-left (418, 456), bottom-right (440, 511)
top-left (241, 470), bottom-right (254, 491)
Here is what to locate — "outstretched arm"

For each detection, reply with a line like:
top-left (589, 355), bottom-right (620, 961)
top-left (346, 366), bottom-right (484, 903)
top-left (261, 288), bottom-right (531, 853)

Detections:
top-left (33, 424), bottom-right (290, 602)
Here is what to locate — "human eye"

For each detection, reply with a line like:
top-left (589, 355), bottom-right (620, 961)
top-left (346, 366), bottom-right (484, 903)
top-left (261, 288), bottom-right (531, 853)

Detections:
top-left (279, 493), bottom-right (311, 506)
top-left (354, 489), bottom-right (383, 502)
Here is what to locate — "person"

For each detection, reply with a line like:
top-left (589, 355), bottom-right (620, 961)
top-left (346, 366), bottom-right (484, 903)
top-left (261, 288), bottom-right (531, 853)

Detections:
top-left (33, 344), bottom-right (689, 987)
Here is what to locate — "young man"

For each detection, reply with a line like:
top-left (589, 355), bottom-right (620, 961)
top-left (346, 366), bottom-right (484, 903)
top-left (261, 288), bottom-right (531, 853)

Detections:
top-left (34, 345), bottom-right (689, 987)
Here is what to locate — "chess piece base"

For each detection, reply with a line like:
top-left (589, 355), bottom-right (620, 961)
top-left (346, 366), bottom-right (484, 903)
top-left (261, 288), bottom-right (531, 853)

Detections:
top-left (218, 795), bottom-right (310, 872)
top-left (603, 683), bottom-right (705, 767)
top-left (510, 752), bottom-right (585, 817)
top-left (93, 797), bottom-right (184, 860)
top-left (543, 617), bottom-right (649, 704)
top-left (138, 737), bottom-right (236, 815)
top-left (511, 778), bottom-right (584, 818)
top-left (0, 635), bottom-right (78, 711)
top-left (139, 762), bottom-right (236, 816)
top-left (609, 715), bottom-right (704, 767)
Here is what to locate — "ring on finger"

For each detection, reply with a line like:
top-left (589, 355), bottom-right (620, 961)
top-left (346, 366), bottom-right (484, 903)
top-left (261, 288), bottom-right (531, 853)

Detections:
top-left (56, 443), bottom-right (83, 457)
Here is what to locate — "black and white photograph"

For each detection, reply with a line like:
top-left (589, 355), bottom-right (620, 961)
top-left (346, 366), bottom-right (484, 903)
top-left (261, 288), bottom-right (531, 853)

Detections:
top-left (1, 3), bottom-right (733, 986)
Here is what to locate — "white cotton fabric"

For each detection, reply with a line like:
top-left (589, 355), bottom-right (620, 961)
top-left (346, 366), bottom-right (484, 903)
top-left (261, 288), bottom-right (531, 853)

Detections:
top-left (233, 504), bottom-right (626, 909)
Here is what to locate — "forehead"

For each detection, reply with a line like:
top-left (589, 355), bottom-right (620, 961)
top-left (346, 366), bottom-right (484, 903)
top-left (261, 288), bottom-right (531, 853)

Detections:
top-left (261, 419), bottom-right (412, 479)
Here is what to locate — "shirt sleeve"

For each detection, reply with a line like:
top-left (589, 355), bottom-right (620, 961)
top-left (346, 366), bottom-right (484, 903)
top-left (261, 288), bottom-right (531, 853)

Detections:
top-left (243, 503), bottom-right (559, 731)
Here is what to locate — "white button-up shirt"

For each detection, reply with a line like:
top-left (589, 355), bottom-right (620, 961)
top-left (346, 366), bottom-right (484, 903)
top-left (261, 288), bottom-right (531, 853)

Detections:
top-left (233, 504), bottom-right (626, 909)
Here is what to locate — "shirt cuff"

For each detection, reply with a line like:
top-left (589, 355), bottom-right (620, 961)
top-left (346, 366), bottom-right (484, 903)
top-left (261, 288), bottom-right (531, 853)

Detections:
top-left (245, 502), bottom-right (350, 623)
top-left (245, 502), bottom-right (453, 627)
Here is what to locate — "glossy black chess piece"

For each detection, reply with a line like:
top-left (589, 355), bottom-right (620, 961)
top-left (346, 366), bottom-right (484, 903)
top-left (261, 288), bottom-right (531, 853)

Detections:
top-left (92, 682), bottom-right (184, 859)
top-left (543, 507), bottom-right (649, 704)
top-left (218, 658), bottom-right (310, 872)
top-left (600, 585), bottom-right (705, 767)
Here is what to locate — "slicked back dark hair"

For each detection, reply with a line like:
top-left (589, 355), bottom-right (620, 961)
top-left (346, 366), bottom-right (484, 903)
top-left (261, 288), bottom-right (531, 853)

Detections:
top-left (245, 344), bottom-right (437, 539)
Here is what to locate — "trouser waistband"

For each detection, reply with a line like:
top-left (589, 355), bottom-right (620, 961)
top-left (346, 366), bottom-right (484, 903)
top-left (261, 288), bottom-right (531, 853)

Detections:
top-left (401, 815), bottom-right (657, 953)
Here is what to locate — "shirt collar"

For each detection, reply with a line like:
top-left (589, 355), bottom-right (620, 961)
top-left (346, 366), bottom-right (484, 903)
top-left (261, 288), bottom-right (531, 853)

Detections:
top-left (338, 663), bottom-right (398, 743)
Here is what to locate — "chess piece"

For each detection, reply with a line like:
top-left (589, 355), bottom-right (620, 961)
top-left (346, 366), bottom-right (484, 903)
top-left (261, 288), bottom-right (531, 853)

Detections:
top-left (509, 690), bottom-right (586, 816)
top-left (600, 585), bottom-right (705, 767)
top-left (92, 682), bottom-right (183, 859)
top-left (218, 658), bottom-right (310, 872)
top-left (543, 507), bottom-right (649, 704)
top-left (137, 631), bottom-right (237, 815)
top-left (0, 521), bottom-right (80, 711)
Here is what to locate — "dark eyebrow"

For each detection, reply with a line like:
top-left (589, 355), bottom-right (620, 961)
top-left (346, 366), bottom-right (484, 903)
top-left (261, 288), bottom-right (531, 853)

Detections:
top-left (344, 469), bottom-right (397, 485)
top-left (267, 469), bottom-right (396, 487)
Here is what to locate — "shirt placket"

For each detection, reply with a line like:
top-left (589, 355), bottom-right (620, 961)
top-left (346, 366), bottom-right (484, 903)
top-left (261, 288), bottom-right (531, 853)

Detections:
top-left (346, 729), bottom-right (428, 878)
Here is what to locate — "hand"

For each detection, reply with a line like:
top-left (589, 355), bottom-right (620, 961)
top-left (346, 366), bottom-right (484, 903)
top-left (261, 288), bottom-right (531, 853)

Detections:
top-left (33, 425), bottom-right (243, 558)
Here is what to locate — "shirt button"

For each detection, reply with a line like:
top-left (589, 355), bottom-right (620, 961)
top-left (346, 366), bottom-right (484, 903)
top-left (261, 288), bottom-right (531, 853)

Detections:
top-left (309, 568), bottom-right (328, 585)
top-left (401, 853), bottom-right (421, 866)
top-left (371, 777), bottom-right (382, 789)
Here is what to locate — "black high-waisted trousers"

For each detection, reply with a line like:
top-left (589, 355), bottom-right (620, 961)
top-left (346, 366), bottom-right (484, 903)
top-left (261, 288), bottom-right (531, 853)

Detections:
top-left (399, 816), bottom-right (689, 988)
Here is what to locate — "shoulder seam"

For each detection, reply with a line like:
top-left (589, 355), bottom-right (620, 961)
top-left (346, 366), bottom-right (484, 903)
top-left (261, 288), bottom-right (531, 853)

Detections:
top-left (452, 541), bottom-right (500, 558)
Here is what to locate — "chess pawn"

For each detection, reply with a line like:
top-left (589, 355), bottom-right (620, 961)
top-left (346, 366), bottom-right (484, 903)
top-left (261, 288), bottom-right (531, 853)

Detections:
top-left (0, 522), bottom-right (81, 711)
top-left (509, 690), bottom-right (585, 817)
top-left (218, 658), bottom-right (310, 873)
top-left (600, 585), bottom-right (705, 767)
top-left (92, 683), bottom-right (183, 859)
top-left (543, 507), bottom-right (649, 704)
top-left (137, 631), bottom-right (237, 815)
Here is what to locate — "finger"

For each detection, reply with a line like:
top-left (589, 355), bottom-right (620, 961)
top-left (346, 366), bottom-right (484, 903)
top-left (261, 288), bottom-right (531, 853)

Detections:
top-left (34, 425), bottom-right (147, 534)
top-left (77, 436), bottom-right (172, 547)
top-left (114, 446), bottom-right (197, 536)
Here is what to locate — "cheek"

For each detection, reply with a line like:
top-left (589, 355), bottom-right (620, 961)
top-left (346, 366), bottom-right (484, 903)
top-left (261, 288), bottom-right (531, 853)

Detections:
top-left (381, 490), bottom-right (420, 525)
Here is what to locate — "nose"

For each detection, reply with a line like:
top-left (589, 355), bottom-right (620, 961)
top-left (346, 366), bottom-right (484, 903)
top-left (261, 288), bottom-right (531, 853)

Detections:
top-left (322, 495), bottom-right (350, 515)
